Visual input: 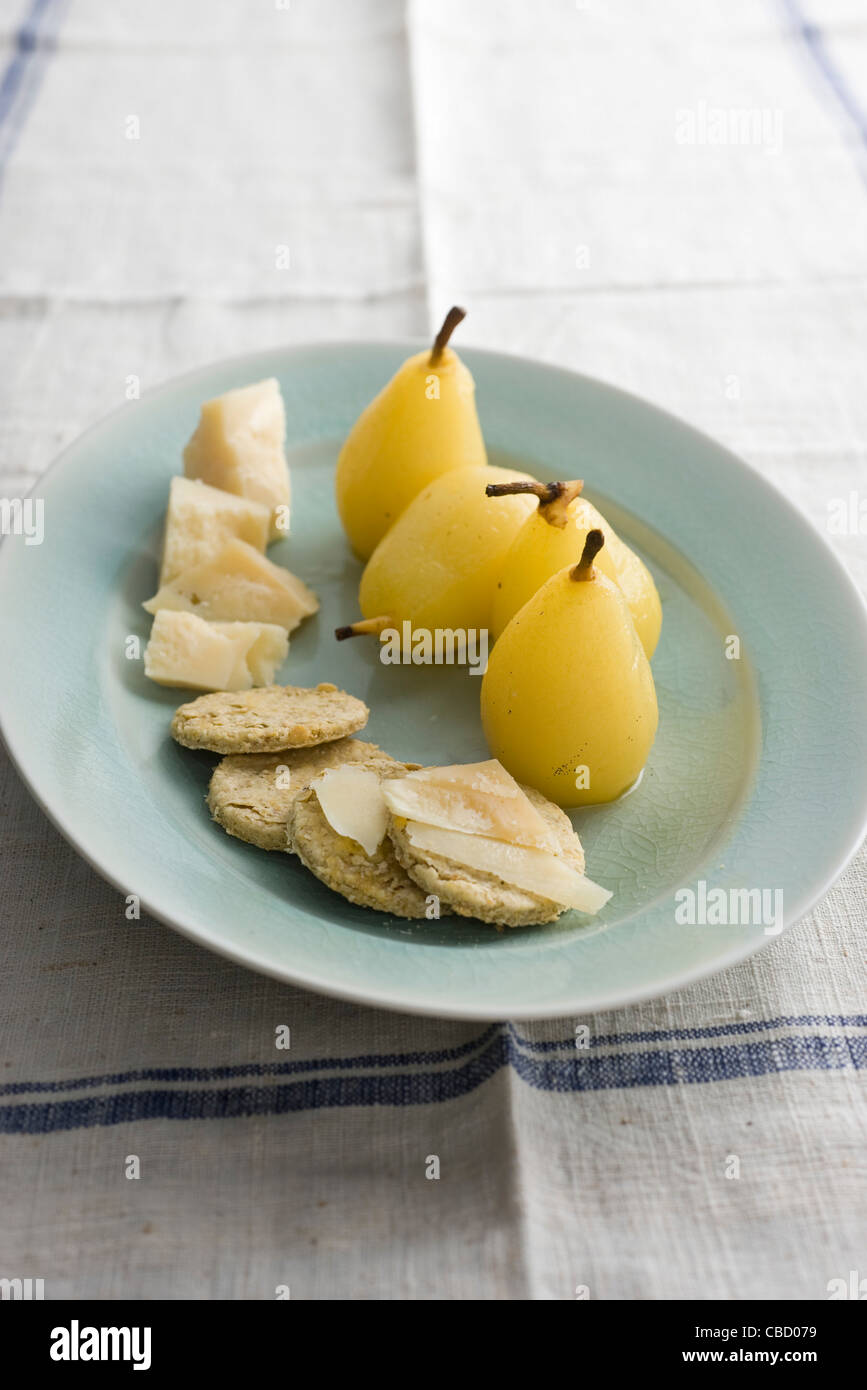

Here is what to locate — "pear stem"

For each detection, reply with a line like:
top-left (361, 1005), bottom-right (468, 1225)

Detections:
top-left (486, 479), bottom-right (583, 529)
top-left (429, 306), bottom-right (467, 366)
top-left (570, 529), bottom-right (605, 581)
top-left (335, 615), bottom-right (393, 641)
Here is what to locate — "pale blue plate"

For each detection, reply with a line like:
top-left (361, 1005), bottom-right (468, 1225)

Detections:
top-left (2, 343), bottom-right (867, 1019)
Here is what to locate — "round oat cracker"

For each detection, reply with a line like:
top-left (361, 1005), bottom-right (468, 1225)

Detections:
top-left (207, 738), bottom-right (395, 853)
top-left (289, 760), bottom-right (436, 920)
top-left (388, 785), bottom-right (585, 927)
top-left (171, 682), bottom-right (368, 754)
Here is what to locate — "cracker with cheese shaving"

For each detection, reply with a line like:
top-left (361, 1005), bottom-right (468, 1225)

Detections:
top-left (387, 783), bottom-right (593, 927)
top-left (290, 760), bottom-right (438, 920)
top-left (208, 738), bottom-right (395, 853)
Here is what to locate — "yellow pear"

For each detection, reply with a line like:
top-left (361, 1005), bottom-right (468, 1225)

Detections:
top-left (481, 531), bottom-right (658, 807)
top-left (336, 307), bottom-right (487, 560)
top-left (336, 464), bottom-right (536, 640)
top-left (488, 479), bottom-right (662, 657)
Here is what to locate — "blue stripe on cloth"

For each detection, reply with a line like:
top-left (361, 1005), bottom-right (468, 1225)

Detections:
top-left (780, 0), bottom-right (867, 180)
top-left (2, 1016), bottom-right (865, 1099)
top-left (508, 1015), bottom-right (867, 1051)
top-left (0, 0), bottom-right (66, 180)
top-left (511, 1033), bottom-right (867, 1093)
top-left (1, 1028), bottom-right (865, 1134)
top-left (0, 1024), bottom-right (502, 1097)
top-left (0, 1033), bottom-right (511, 1134)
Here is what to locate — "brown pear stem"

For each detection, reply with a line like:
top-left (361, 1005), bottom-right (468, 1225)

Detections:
top-left (487, 480), bottom-right (555, 501)
top-left (570, 529), bottom-right (605, 581)
top-left (335, 615), bottom-right (393, 641)
top-left (429, 306), bottom-right (467, 366)
top-left (486, 479), bottom-right (584, 529)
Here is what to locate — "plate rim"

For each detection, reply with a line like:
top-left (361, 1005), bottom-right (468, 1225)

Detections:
top-left (2, 338), bottom-right (867, 1020)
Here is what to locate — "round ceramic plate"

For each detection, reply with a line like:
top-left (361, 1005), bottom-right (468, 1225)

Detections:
top-left (2, 343), bottom-right (867, 1019)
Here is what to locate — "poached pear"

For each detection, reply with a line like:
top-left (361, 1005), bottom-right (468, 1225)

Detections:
top-left (337, 464), bottom-right (536, 639)
top-left (487, 479), bottom-right (662, 657)
top-left (481, 531), bottom-right (658, 807)
top-left (336, 306), bottom-right (487, 561)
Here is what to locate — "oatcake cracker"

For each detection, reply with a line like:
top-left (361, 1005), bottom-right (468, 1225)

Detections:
top-left (171, 682), bottom-right (368, 754)
top-left (207, 739), bottom-right (394, 853)
top-left (388, 785), bottom-right (585, 927)
top-left (289, 760), bottom-right (435, 920)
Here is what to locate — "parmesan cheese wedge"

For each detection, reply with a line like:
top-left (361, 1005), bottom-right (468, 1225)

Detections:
top-left (382, 759), bottom-right (557, 851)
top-left (404, 821), bottom-right (612, 914)
top-left (213, 621), bottom-right (289, 687)
top-left (160, 477), bottom-right (270, 586)
top-left (143, 538), bottom-right (318, 629)
top-left (314, 767), bottom-right (389, 857)
top-left (183, 378), bottom-right (291, 539)
top-left (143, 611), bottom-right (288, 691)
top-left (407, 760), bottom-right (527, 796)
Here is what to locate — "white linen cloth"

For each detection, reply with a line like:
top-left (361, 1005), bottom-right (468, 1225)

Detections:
top-left (0, 0), bottom-right (865, 1300)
